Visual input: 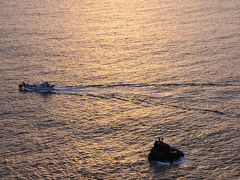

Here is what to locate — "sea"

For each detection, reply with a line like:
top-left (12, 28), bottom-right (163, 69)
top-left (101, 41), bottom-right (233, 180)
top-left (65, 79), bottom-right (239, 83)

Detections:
top-left (0, 0), bottom-right (239, 179)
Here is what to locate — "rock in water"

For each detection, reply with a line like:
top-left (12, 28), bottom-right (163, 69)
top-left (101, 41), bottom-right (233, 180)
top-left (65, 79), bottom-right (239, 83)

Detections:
top-left (148, 138), bottom-right (184, 162)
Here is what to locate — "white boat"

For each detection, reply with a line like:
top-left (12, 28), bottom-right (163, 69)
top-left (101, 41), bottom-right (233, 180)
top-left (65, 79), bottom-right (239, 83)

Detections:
top-left (19, 81), bottom-right (55, 92)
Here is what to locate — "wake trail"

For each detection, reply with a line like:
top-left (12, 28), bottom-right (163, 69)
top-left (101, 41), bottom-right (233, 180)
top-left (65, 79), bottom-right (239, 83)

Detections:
top-left (51, 83), bottom-right (238, 118)
top-left (54, 82), bottom-right (240, 90)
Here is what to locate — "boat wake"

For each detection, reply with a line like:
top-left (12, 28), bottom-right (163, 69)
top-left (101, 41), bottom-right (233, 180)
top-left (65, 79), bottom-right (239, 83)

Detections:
top-left (53, 85), bottom-right (153, 96)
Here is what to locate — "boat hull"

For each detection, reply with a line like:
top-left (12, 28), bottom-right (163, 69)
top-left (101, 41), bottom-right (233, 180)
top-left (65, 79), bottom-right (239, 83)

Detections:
top-left (24, 86), bottom-right (54, 92)
top-left (19, 82), bottom-right (54, 92)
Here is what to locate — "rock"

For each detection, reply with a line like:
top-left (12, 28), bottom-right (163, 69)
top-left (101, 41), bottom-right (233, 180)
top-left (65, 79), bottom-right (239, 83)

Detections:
top-left (148, 138), bottom-right (184, 162)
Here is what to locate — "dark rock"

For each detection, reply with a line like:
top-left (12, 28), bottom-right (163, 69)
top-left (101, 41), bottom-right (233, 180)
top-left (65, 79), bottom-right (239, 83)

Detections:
top-left (148, 138), bottom-right (184, 162)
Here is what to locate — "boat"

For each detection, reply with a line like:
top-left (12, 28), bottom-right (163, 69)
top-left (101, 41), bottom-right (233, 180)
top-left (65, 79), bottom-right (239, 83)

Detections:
top-left (148, 137), bottom-right (184, 162)
top-left (19, 81), bottom-right (55, 92)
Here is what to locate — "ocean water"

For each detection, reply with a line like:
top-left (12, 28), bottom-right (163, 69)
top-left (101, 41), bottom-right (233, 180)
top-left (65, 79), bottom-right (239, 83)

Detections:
top-left (0, 0), bottom-right (240, 179)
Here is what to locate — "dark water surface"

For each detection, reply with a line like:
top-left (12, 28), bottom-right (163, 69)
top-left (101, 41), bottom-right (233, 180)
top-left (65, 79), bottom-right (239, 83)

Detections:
top-left (1, 0), bottom-right (240, 179)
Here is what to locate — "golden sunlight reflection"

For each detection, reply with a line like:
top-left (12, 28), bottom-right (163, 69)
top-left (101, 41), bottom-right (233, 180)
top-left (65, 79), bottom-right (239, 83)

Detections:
top-left (61, 0), bottom-right (174, 85)
top-left (2, 0), bottom-right (239, 179)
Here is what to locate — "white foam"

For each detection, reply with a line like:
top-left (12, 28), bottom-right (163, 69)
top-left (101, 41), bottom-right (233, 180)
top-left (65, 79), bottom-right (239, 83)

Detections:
top-left (152, 158), bottom-right (192, 166)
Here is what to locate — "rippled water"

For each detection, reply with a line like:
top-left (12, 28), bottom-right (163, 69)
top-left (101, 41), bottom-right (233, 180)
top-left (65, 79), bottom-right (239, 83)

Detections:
top-left (1, 0), bottom-right (240, 179)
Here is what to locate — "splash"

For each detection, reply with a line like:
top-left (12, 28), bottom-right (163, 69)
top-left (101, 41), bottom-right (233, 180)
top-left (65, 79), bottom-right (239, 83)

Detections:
top-left (151, 158), bottom-right (192, 166)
